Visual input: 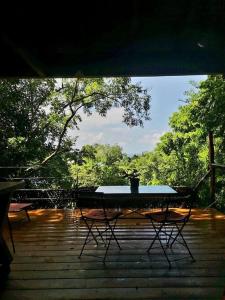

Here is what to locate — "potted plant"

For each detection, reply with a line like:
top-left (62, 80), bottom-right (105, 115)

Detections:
top-left (122, 169), bottom-right (140, 191)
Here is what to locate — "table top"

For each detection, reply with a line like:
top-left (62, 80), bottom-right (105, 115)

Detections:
top-left (96, 185), bottom-right (177, 195)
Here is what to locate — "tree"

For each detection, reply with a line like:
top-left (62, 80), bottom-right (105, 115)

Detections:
top-left (0, 79), bottom-right (56, 168)
top-left (136, 75), bottom-right (225, 208)
top-left (0, 77), bottom-right (151, 179)
top-left (42, 77), bottom-right (151, 166)
top-left (69, 144), bottom-right (127, 187)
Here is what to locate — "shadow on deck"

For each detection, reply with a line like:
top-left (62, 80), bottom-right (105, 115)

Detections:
top-left (1, 208), bottom-right (225, 300)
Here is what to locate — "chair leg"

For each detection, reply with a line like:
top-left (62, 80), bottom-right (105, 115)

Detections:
top-left (94, 223), bottom-right (117, 247)
top-left (170, 222), bottom-right (185, 248)
top-left (169, 222), bottom-right (195, 261)
top-left (103, 219), bottom-right (121, 263)
top-left (147, 221), bottom-right (163, 253)
top-left (85, 220), bottom-right (99, 246)
top-left (103, 220), bottom-right (122, 264)
top-left (179, 229), bottom-right (195, 261)
top-left (79, 217), bottom-right (121, 262)
top-left (79, 221), bottom-right (96, 258)
top-left (157, 231), bottom-right (171, 268)
top-left (108, 219), bottom-right (121, 250)
top-left (166, 226), bottom-right (174, 247)
top-left (25, 209), bottom-right (31, 222)
top-left (7, 217), bottom-right (15, 253)
top-left (103, 225), bottom-right (113, 263)
top-left (148, 221), bottom-right (171, 268)
top-left (95, 225), bottom-right (107, 247)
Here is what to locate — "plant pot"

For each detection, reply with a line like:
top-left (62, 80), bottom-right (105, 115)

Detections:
top-left (130, 178), bottom-right (139, 191)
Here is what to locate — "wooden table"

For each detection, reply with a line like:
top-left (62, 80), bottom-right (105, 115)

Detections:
top-left (0, 181), bottom-right (24, 279)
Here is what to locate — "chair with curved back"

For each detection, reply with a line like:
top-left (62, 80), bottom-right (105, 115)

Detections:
top-left (76, 191), bottom-right (122, 263)
top-left (145, 187), bottom-right (196, 268)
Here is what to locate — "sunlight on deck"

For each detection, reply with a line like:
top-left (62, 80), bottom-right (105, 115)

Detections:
top-left (9, 207), bottom-right (225, 223)
top-left (191, 208), bottom-right (225, 220)
top-left (3, 208), bottom-right (225, 300)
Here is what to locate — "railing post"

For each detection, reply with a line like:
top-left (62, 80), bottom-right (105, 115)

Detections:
top-left (208, 132), bottom-right (216, 204)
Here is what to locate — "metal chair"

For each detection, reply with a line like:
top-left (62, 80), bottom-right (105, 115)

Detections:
top-left (76, 192), bottom-right (122, 263)
top-left (145, 191), bottom-right (195, 268)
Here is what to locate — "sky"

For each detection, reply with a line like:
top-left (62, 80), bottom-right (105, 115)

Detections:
top-left (70, 75), bottom-right (207, 155)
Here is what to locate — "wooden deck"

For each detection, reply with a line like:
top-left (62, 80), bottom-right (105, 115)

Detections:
top-left (1, 208), bottom-right (225, 300)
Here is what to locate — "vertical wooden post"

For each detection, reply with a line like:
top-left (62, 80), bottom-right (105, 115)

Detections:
top-left (208, 131), bottom-right (216, 204)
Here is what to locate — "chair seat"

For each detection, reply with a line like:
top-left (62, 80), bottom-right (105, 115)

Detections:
top-left (145, 210), bottom-right (187, 222)
top-left (83, 209), bottom-right (122, 221)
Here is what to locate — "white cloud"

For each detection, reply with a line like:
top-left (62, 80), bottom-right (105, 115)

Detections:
top-left (117, 141), bottom-right (127, 148)
top-left (76, 132), bottom-right (104, 146)
top-left (69, 108), bottom-right (136, 150)
top-left (74, 128), bottom-right (165, 155)
top-left (69, 115), bottom-right (166, 153)
top-left (66, 75), bottom-right (206, 154)
top-left (92, 132), bottom-right (104, 143)
top-left (138, 131), bottom-right (165, 147)
top-left (78, 108), bottom-right (124, 129)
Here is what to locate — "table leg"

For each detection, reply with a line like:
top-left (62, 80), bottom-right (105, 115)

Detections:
top-left (0, 192), bottom-right (13, 281)
top-left (0, 235), bottom-right (12, 280)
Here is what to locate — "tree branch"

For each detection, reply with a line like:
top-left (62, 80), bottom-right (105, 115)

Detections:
top-left (55, 81), bottom-right (64, 92)
top-left (25, 84), bottom-right (146, 174)
top-left (28, 102), bottom-right (85, 173)
top-left (62, 91), bottom-right (120, 110)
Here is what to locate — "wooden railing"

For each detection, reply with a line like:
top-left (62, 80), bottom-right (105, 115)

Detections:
top-left (11, 186), bottom-right (98, 208)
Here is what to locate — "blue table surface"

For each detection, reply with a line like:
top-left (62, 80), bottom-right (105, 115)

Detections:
top-left (96, 185), bottom-right (177, 194)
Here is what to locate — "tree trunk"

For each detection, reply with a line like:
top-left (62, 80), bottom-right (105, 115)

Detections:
top-left (208, 131), bottom-right (215, 204)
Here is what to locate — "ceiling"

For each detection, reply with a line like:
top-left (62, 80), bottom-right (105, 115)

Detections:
top-left (1, 1), bottom-right (225, 78)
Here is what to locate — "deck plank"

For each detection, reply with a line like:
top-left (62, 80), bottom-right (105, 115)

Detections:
top-left (1, 208), bottom-right (225, 300)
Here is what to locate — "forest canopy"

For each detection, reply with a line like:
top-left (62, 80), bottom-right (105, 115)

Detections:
top-left (0, 77), bottom-right (150, 172)
top-left (1, 75), bottom-right (225, 209)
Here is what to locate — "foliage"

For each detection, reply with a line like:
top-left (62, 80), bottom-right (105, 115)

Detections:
top-left (69, 144), bottom-right (127, 187)
top-left (0, 79), bottom-right (55, 168)
top-left (0, 77), bottom-right (151, 180)
top-left (121, 169), bottom-right (139, 180)
top-left (131, 75), bottom-right (225, 209)
top-left (2, 75), bottom-right (225, 211)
